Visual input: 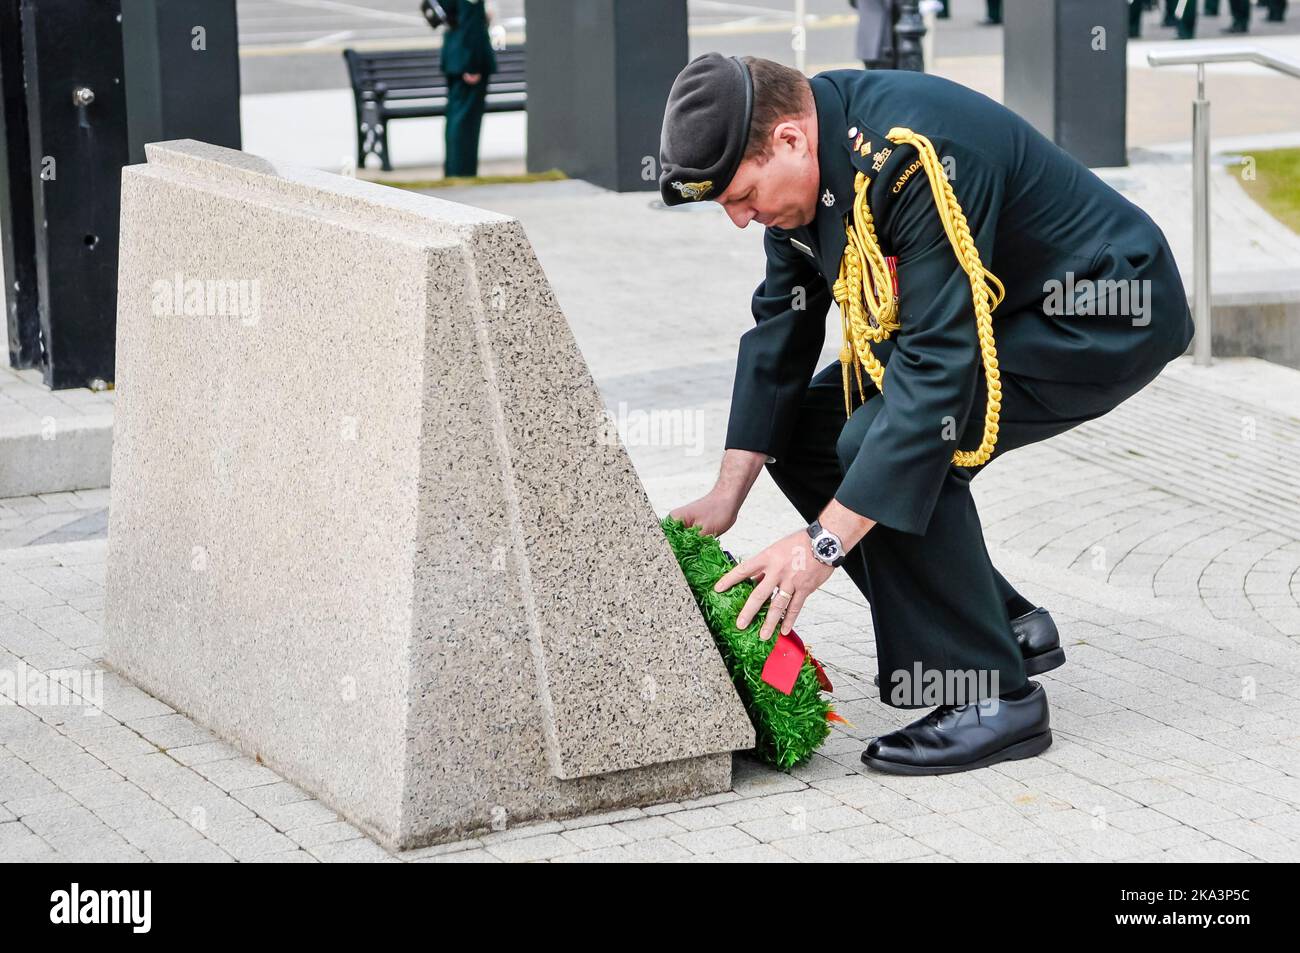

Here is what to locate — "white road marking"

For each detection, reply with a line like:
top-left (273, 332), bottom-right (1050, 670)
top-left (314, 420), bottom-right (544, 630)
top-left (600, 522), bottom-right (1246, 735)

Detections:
top-left (303, 29), bottom-right (357, 48)
top-left (260, 0), bottom-right (426, 26)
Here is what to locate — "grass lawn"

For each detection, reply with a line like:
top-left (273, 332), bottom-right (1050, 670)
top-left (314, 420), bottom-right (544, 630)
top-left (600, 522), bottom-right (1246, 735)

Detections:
top-left (1238, 147), bottom-right (1300, 234)
top-left (377, 169), bottom-right (567, 191)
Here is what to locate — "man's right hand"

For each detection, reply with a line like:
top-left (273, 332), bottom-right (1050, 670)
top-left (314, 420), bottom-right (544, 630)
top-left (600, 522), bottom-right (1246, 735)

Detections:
top-left (669, 490), bottom-right (740, 538)
top-left (668, 448), bottom-right (769, 538)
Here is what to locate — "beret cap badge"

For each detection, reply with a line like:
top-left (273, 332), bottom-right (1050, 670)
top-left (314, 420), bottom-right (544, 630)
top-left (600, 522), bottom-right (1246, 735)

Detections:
top-left (657, 53), bottom-right (754, 207)
top-left (671, 180), bottom-right (713, 201)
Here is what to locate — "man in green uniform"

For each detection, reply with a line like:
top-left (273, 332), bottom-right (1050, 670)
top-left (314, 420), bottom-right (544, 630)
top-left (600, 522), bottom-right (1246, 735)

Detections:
top-left (440, 0), bottom-right (497, 177)
top-left (1164, 0), bottom-right (1198, 37)
top-left (661, 55), bottom-right (1192, 775)
top-left (1224, 0), bottom-right (1252, 31)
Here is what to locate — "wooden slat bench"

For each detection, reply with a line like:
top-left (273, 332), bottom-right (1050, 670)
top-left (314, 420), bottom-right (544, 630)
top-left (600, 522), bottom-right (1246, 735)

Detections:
top-left (343, 45), bottom-right (526, 171)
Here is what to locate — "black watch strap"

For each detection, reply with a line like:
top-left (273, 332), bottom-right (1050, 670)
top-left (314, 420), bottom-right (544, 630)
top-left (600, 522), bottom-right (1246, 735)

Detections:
top-left (807, 519), bottom-right (846, 567)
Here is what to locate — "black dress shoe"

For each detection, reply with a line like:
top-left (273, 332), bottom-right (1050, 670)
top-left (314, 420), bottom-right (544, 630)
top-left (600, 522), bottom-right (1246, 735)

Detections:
top-left (871, 607), bottom-right (1066, 687)
top-left (1013, 607), bottom-right (1066, 676)
top-left (861, 682), bottom-right (1052, 775)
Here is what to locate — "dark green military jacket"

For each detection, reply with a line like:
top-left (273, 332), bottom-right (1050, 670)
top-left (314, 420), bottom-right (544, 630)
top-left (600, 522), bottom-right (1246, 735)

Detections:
top-left (725, 68), bottom-right (1193, 536)
top-left (440, 0), bottom-right (498, 77)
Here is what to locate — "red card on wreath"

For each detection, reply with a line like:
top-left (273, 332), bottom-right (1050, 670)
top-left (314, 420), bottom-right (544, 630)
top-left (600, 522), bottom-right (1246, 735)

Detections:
top-left (761, 631), bottom-right (808, 695)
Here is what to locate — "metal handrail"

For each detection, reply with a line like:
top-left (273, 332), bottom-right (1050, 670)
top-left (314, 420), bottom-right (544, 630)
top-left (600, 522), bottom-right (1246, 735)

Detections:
top-left (1146, 47), bottom-right (1300, 366)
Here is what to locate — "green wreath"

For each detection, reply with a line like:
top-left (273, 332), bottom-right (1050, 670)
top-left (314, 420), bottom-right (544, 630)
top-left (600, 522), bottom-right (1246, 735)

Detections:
top-left (660, 516), bottom-right (842, 771)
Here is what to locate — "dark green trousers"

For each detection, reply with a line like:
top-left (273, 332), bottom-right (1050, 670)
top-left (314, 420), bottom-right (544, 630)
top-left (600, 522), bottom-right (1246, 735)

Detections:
top-left (765, 350), bottom-right (1163, 708)
top-left (444, 76), bottom-right (488, 178)
top-left (1228, 0), bottom-right (1252, 26)
top-left (1164, 0), bottom-right (1197, 36)
top-left (986, 0), bottom-right (1002, 23)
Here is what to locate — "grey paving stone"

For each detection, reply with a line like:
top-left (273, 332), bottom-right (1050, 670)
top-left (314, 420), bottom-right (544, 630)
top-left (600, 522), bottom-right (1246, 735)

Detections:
top-left (254, 798), bottom-right (340, 832)
top-left (551, 845), bottom-right (637, 863)
top-left (304, 836), bottom-right (400, 863)
top-left (285, 820), bottom-right (365, 849)
top-left (423, 847), bottom-right (500, 863)
top-left (671, 824), bottom-right (759, 856)
top-left (559, 823), bottom-right (634, 851)
top-left (770, 832), bottom-right (863, 862)
top-left (484, 832), bottom-right (582, 862)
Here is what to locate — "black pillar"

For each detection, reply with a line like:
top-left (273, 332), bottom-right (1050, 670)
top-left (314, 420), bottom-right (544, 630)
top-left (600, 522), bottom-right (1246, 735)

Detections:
top-left (21, 0), bottom-right (132, 389)
top-left (15, 0), bottom-right (241, 389)
top-left (1, 0), bottom-right (40, 369)
top-left (122, 0), bottom-right (242, 165)
top-left (1003, 0), bottom-right (1129, 168)
top-left (525, 0), bottom-right (688, 192)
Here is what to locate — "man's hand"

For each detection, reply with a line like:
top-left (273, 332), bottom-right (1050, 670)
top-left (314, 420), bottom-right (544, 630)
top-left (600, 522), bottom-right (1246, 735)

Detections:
top-left (668, 448), bottom-right (767, 538)
top-left (713, 528), bottom-right (834, 641)
top-left (463, 72), bottom-right (482, 84)
top-left (668, 489), bottom-right (739, 538)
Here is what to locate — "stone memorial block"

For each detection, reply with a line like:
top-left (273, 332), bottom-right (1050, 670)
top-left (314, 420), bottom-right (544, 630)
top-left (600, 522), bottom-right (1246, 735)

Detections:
top-left (106, 140), bottom-right (754, 849)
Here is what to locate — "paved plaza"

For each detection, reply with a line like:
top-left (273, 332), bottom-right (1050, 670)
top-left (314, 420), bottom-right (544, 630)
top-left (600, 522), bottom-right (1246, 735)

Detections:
top-left (4, 1), bottom-right (1299, 864)
top-left (4, 174), bottom-right (1300, 860)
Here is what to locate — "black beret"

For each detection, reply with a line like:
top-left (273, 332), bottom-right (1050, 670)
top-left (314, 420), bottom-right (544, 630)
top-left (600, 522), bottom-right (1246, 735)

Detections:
top-left (658, 53), bottom-right (753, 206)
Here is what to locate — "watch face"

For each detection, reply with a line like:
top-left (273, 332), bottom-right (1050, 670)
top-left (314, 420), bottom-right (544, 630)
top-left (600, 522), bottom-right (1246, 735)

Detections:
top-left (814, 535), bottom-right (841, 561)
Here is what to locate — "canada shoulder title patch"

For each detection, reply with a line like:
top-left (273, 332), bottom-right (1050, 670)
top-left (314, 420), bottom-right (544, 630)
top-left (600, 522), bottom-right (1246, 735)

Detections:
top-left (891, 157), bottom-right (925, 194)
top-left (671, 180), bottom-right (713, 201)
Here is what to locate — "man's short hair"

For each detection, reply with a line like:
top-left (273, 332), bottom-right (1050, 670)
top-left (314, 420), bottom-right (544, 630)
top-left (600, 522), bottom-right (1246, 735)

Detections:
top-left (741, 56), bottom-right (814, 162)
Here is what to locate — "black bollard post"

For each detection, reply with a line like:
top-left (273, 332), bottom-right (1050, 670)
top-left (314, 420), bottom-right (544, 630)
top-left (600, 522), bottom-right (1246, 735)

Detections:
top-left (525, 0), bottom-right (688, 192)
top-left (895, 0), bottom-right (928, 72)
top-left (1003, 0), bottom-right (1129, 168)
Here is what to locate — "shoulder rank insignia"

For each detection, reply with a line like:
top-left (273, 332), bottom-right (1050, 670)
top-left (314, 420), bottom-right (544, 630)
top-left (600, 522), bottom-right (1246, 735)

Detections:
top-left (871, 147), bottom-right (892, 172)
top-left (670, 180), bottom-right (712, 201)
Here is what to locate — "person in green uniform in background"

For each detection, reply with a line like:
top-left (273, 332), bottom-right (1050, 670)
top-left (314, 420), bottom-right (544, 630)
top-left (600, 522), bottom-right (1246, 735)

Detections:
top-left (1130, 0), bottom-right (1144, 36)
top-left (1225, 0), bottom-right (1252, 31)
top-left (981, 0), bottom-right (1002, 25)
top-left (441, 0), bottom-right (497, 178)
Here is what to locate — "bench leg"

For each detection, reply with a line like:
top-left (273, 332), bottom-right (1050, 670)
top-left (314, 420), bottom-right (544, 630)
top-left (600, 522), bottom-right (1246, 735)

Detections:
top-left (379, 122), bottom-right (392, 172)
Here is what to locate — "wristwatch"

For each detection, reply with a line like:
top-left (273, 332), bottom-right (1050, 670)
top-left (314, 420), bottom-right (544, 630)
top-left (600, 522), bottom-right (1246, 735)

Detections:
top-left (806, 519), bottom-right (846, 567)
